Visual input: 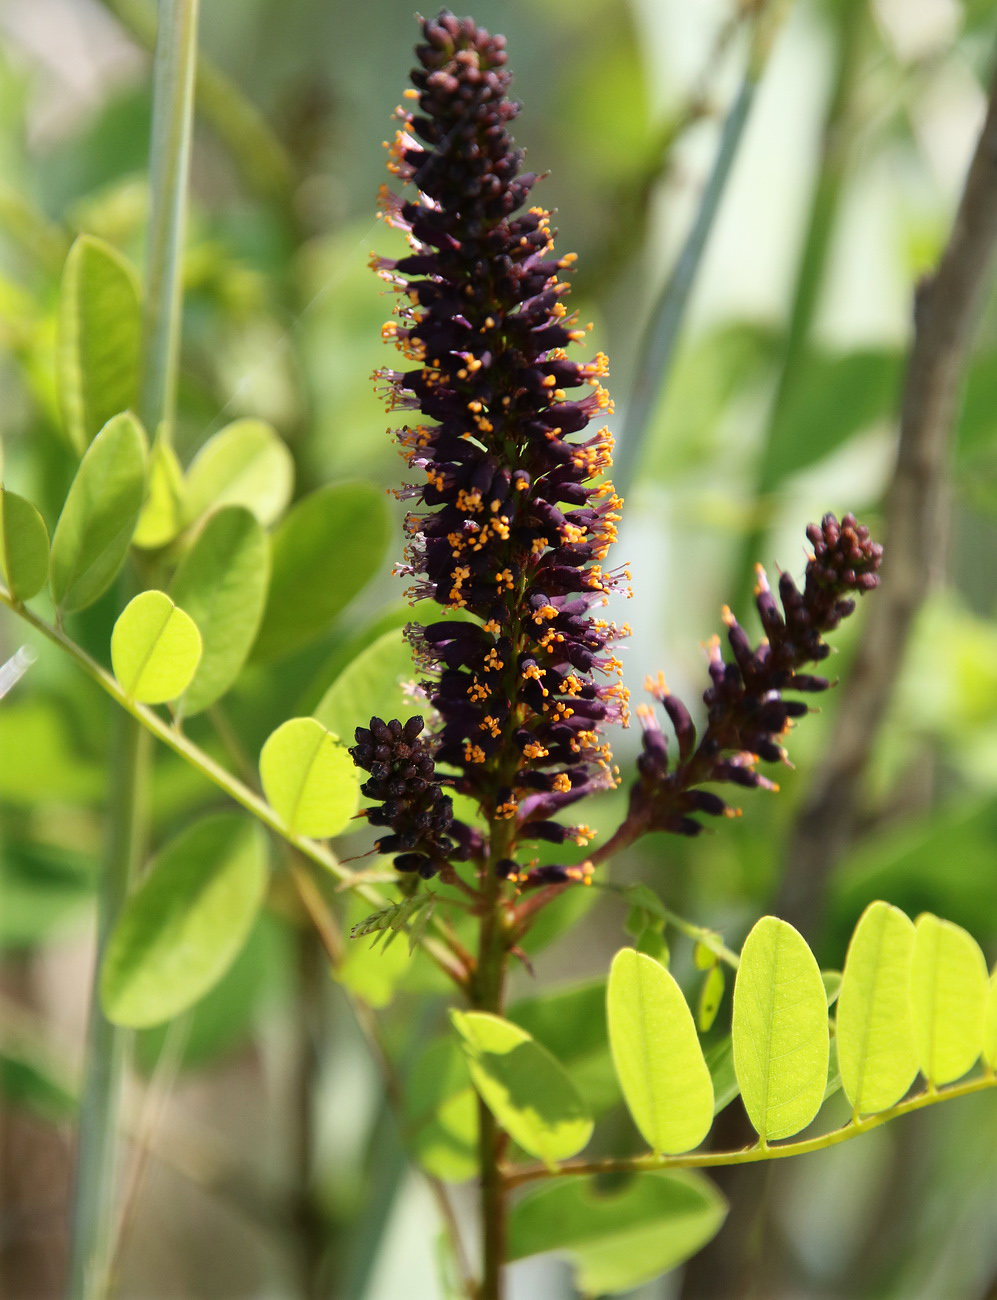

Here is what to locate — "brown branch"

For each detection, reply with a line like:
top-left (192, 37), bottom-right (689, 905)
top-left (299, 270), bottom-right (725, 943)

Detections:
top-left (775, 51), bottom-right (997, 935)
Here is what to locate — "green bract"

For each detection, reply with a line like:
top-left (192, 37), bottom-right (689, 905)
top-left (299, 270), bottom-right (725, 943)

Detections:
top-left (49, 412), bottom-right (148, 615)
top-left (259, 717), bottom-right (359, 838)
top-left (100, 814), bottom-right (268, 1027)
top-left (732, 916), bottom-right (829, 1142)
top-left (450, 1010), bottom-right (593, 1167)
top-left (607, 949), bottom-right (713, 1155)
top-left (111, 590), bottom-right (202, 703)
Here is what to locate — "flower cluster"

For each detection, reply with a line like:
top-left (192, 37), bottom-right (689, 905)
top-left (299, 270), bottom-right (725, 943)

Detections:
top-left (349, 716), bottom-right (467, 879)
top-left (365, 10), bottom-right (631, 875)
top-left (627, 513), bottom-right (883, 837)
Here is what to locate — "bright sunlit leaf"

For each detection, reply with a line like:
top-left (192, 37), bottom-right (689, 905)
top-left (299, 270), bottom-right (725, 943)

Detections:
top-left (111, 590), bottom-right (202, 703)
top-left (607, 948), bottom-right (713, 1155)
top-left (910, 912), bottom-right (988, 1086)
top-left (259, 717), bottom-right (359, 837)
top-left (101, 814), bottom-right (267, 1027)
top-left (836, 901), bottom-right (918, 1116)
top-left (133, 439), bottom-right (185, 549)
top-left (732, 916), bottom-right (829, 1142)
top-left (450, 1010), bottom-right (593, 1167)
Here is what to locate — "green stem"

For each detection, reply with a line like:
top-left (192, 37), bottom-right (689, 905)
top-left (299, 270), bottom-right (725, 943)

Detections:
top-left (504, 1073), bottom-right (997, 1189)
top-left (66, 710), bottom-right (150, 1299)
top-left (615, 5), bottom-right (789, 501)
top-left (139, 0), bottom-right (200, 443)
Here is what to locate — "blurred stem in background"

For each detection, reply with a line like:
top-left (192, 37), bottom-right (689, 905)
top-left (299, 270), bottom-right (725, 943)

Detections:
top-left (615, 0), bottom-right (791, 503)
top-left (731, 0), bottom-right (868, 610)
top-left (66, 1), bottom-right (199, 1295)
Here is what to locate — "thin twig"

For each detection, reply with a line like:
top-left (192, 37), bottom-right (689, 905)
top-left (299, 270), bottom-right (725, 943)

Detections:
top-left (503, 1073), bottom-right (997, 1189)
top-left (776, 50), bottom-right (997, 935)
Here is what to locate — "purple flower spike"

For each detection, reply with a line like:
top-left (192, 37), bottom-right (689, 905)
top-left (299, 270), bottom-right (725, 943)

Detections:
top-left (368, 11), bottom-right (631, 872)
top-left (625, 514), bottom-right (882, 841)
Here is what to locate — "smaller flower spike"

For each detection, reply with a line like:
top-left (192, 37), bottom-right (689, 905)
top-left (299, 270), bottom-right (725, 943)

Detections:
top-left (350, 715), bottom-right (470, 879)
top-left (623, 514), bottom-right (882, 842)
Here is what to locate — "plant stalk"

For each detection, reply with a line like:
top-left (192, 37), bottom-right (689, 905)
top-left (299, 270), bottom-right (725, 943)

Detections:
top-left (67, 3), bottom-right (200, 1294)
top-left (66, 712), bottom-right (150, 1300)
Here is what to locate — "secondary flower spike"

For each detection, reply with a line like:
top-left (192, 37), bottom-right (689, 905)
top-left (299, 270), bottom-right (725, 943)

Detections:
top-left (626, 513), bottom-right (883, 839)
top-left (366, 10), bottom-right (631, 874)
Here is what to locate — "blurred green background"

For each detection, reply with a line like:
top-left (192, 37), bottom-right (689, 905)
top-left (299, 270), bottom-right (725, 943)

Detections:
top-left (0, 0), bottom-right (995, 1296)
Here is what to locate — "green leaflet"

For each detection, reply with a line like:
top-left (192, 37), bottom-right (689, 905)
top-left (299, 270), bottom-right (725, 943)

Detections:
top-left (983, 969), bottom-right (997, 1071)
top-left (508, 1171), bottom-right (727, 1295)
top-left (100, 814), bottom-right (267, 1028)
top-left (313, 627), bottom-right (418, 742)
top-left (111, 590), bottom-right (202, 703)
top-left (910, 913), bottom-right (989, 1085)
top-left (402, 1036), bottom-right (478, 1183)
top-left (0, 488), bottom-right (49, 601)
top-left (836, 901), bottom-right (919, 1116)
top-left (184, 418), bottom-right (294, 527)
top-left (607, 949), bottom-right (714, 1155)
top-left (450, 1010), bottom-right (593, 1167)
top-left (171, 505), bottom-right (270, 715)
top-left (509, 978), bottom-right (620, 1116)
top-left (732, 916), bottom-right (829, 1142)
top-left (133, 439), bottom-right (185, 549)
top-left (258, 717), bottom-right (359, 838)
top-left (49, 412), bottom-right (148, 615)
top-left (252, 481), bottom-right (390, 662)
top-left (698, 964), bottom-right (725, 1033)
top-left (56, 234), bottom-right (141, 454)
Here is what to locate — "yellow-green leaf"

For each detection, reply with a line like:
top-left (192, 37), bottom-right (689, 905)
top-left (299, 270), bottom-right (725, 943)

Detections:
top-left (910, 913), bottom-right (988, 1085)
top-left (450, 1010), bottom-right (593, 1167)
top-left (259, 717), bottom-right (359, 837)
top-left (49, 412), bottom-right (147, 614)
top-left (184, 418), bottom-right (293, 527)
top-left (836, 901), bottom-right (918, 1116)
top-left (111, 590), bottom-right (202, 703)
top-left (57, 235), bottom-right (140, 453)
top-left (607, 949), bottom-right (713, 1155)
top-left (100, 814), bottom-right (267, 1027)
top-left (732, 916), bottom-right (829, 1142)
top-left (0, 489), bottom-right (49, 602)
top-left (133, 439), bottom-right (185, 549)
top-left (983, 968), bottom-right (997, 1071)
